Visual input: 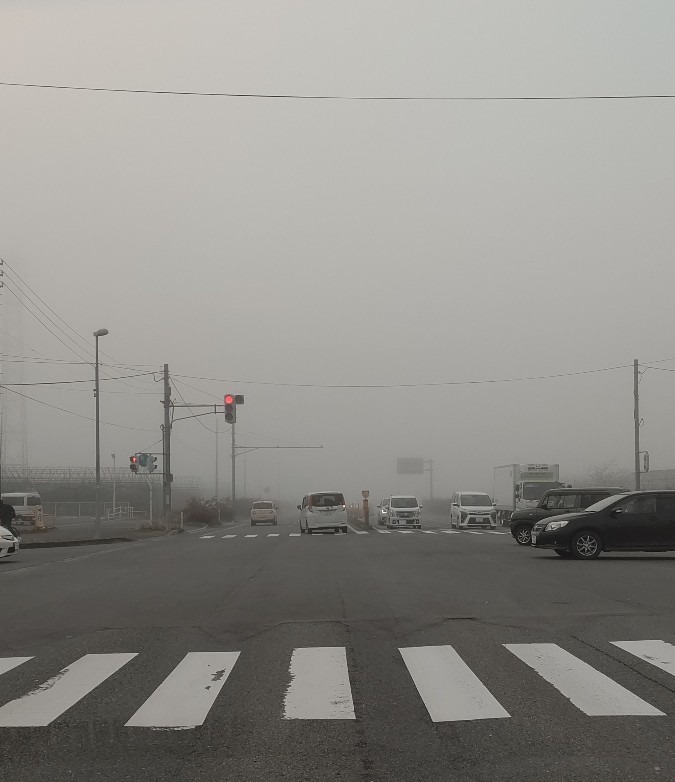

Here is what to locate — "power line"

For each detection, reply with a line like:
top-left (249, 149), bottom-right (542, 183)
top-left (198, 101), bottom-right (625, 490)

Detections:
top-left (173, 363), bottom-right (633, 389)
top-left (0, 385), bottom-right (156, 431)
top-left (171, 380), bottom-right (216, 434)
top-left (0, 371), bottom-right (156, 386)
top-left (1, 81), bottom-right (674, 102)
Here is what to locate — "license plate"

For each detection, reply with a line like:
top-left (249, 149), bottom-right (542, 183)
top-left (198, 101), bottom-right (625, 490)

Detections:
top-left (531, 534), bottom-right (537, 545)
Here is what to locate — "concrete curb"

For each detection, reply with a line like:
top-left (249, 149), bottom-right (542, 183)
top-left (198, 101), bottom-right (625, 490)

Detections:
top-left (20, 537), bottom-right (137, 549)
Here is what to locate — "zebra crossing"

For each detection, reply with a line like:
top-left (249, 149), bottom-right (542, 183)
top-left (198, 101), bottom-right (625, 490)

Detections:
top-left (199, 528), bottom-right (509, 540)
top-left (0, 639), bottom-right (673, 729)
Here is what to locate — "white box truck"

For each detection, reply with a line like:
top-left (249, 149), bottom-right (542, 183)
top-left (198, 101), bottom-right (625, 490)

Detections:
top-left (493, 464), bottom-right (561, 525)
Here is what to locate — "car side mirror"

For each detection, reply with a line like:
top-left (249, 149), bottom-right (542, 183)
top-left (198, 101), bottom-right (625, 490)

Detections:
top-left (297, 505), bottom-right (301, 510)
top-left (420, 504), bottom-right (424, 509)
top-left (610, 508), bottom-right (624, 518)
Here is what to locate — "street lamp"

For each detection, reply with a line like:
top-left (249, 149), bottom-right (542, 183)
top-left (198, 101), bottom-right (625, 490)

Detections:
top-left (93, 328), bottom-right (109, 538)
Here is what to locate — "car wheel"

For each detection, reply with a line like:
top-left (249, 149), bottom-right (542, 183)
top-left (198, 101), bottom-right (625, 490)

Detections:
top-left (307, 528), bottom-right (313, 535)
top-left (555, 549), bottom-right (572, 558)
top-left (341, 526), bottom-right (348, 534)
top-left (571, 531), bottom-right (602, 560)
top-left (251, 521), bottom-right (256, 526)
top-left (514, 525), bottom-right (531, 546)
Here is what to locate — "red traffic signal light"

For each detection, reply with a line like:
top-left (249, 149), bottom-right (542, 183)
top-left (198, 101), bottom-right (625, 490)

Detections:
top-left (129, 455), bottom-right (139, 473)
top-left (224, 394), bottom-right (236, 423)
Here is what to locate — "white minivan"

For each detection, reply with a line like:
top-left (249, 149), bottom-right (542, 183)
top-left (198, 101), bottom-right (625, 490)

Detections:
top-left (386, 495), bottom-right (422, 529)
top-left (450, 491), bottom-right (496, 529)
top-left (298, 491), bottom-right (348, 534)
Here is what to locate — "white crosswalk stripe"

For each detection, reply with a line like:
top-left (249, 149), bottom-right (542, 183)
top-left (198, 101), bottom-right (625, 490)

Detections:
top-left (200, 529), bottom-right (511, 540)
top-left (0, 640), bottom-right (673, 728)
top-left (400, 645), bottom-right (510, 722)
top-left (612, 640), bottom-right (675, 677)
top-left (0, 653), bottom-right (138, 727)
top-left (284, 647), bottom-right (355, 720)
top-left (125, 652), bottom-right (240, 728)
top-left (505, 643), bottom-right (664, 716)
top-left (375, 529), bottom-right (392, 534)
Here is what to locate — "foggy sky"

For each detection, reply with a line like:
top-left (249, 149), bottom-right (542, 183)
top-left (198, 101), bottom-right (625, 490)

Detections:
top-left (1, 1), bottom-right (674, 503)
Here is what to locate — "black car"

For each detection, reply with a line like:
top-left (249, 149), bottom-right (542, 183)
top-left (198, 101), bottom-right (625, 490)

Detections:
top-left (509, 487), bottom-right (625, 545)
top-left (530, 491), bottom-right (675, 559)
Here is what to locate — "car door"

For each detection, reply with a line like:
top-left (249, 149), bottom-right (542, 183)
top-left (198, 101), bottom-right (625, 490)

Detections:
top-left (603, 495), bottom-right (662, 548)
top-left (655, 495), bottom-right (675, 547)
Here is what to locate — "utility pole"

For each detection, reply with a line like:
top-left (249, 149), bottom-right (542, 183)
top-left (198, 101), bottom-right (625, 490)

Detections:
top-left (231, 421), bottom-right (236, 518)
top-left (634, 358), bottom-right (640, 491)
top-left (424, 459), bottom-right (434, 500)
top-left (215, 416), bottom-right (219, 499)
top-left (162, 363), bottom-right (172, 529)
top-left (111, 453), bottom-right (116, 518)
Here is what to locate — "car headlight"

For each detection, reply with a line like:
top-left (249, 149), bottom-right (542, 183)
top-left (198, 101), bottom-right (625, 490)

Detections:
top-left (1, 533), bottom-right (14, 541)
top-left (545, 519), bottom-right (569, 532)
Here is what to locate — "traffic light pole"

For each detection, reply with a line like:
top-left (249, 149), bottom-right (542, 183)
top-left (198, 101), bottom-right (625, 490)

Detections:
top-left (231, 421), bottom-right (236, 519)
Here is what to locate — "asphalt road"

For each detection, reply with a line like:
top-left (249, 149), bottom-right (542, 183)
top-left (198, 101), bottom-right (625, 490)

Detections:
top-left (1, 511), bottom-right (675, 781)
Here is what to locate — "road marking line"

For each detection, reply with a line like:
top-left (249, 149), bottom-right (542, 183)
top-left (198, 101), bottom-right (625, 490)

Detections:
top-left (289, 533), bottom-right (301, 537)
top-left (375, 529), bottom-right (391, 534)
top-left (125, 652), bottom-right (240, 729)
top-left (221, 534), bottom-right (237, 539)
top-left (420, 530), bottom-right (437, 534)
top-left (397, 530), bottom-right (415, 534)
top-left (283, 647), bottom-right (355, 720)
top-left (463, 531), bottom-right (483, 535)
top-left (346, 524), bottom-right (368, 535)
top-left (200, 535), bottom-right (215, 539)
top-left (612, 641), bottom-right (675, 677)
top-left (439, 529), bottom-right (460, 534)
top-left (400, 645), bottom-right (510, 723)
top-left (0, 657), bottom-right (33, 677)
top-left (484, 531), bottom-right (506, 535)
top-left (244, 535), bottom-right (258, 538)
top-left (267, 534), bottom-right (280, 537)
top-left (0, 653), bottom-right (138, 727)
top-left (505, 643), bottom-right (664, 716)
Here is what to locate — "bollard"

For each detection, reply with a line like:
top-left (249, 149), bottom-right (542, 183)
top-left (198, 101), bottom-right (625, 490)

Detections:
top-left (362, 489), bottom-right (371, 529)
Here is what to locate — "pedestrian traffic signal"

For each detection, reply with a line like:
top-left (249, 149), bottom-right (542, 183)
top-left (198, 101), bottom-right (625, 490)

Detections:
top-left (148, 455), bottom-right (158, 473)
top-left (224, 394), bottom-right (236, 423)
top-left (129, 455), bottom-right (139, 473)
top-left (138, 453), bottom-right (148, 468)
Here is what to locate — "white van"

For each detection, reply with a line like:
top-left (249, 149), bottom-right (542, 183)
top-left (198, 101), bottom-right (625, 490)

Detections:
top-left (386, 495), bottom-right (422, 529)
top-left (1, 492), bottom-right (42, 525)
top-left (450, 491), bottom-right (496, 529)
top-left (298, 491), bottom-right (348, 534)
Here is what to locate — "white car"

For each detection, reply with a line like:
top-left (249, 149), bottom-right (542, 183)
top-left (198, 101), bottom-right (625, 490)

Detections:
top-left (298, 491), bottom-right (348, 534)
top-left (250, 501), bottom-right (278, 526)
top-left (450, 491), bottom-right (496, 529)
top-left (386, 496), bottom-right (422, 529)
top-left (376, 498), bottom-right (390, 526)
top-left (0, 525), bottom-right (19, 559)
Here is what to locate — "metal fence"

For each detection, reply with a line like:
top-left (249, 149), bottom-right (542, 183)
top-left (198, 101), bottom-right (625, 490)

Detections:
top-left (42, 501), bottom-right (135, 518)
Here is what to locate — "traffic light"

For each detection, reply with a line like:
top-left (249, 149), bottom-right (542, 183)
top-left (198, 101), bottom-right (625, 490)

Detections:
top-left (148, 455), bottom-right (158, 473)
top-left (224, 394), bottom-right (236, 423)
top-left (138, 453), bottom-right (148, 468)
top-left (129, 455), bottom-right (139, 473)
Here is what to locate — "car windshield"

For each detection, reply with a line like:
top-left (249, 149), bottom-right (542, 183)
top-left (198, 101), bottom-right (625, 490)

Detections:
top-left (583, 494), bottom-right (628, 512)
top-left (522, 482), bottom-right (559, 500)
top-left (252, 502), bottom-right (274, 509)
top-left (460, 494), bottom-right (492, 506)
top-left (390, 497), bottom-right (418, 508)
top-left (310, 493), bottom-right (345, 507)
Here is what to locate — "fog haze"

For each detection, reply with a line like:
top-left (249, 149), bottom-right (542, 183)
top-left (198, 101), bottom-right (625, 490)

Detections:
top-left (1, 1), bottom-right (674, 503)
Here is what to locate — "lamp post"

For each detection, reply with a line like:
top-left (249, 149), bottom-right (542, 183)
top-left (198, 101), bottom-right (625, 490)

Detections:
top-left (93, 328), bottom-right (109, 538)
top-left (111, 453), bottom-right (116, 519)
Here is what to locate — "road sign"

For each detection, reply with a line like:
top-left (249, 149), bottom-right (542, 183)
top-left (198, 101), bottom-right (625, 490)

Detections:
top-left (397, 458), bottom-right (425, 475)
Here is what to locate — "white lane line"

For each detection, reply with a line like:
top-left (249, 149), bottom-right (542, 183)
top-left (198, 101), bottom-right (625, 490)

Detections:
top-left (397, 530), bottom-right (415, 534)
top-left (375, 529), bottom-right (392, 534)
top-left (420, 530), bottom-right (437, 534)
top-left (0, 657), bottom-right (33, 677)
top-left (283, 647), bottom-right (355, 720)
top-left (267, 534), bottom-right (280, 537)
top-left (400, 645), bottom-right (509, 723)
top-left (484, 531), bottom-right (506, 535)
top-left (612, 641), bottom-right (675, 677)
top-left (244, 535), bottom-right (258, 538)
top-left (221, 534), bottom-right (237, 539)
top-left (126, 651), bottom-right (240, 729)
top-left (463, 531), bottom-right (483, 535)
top-left (505, 643), bottom-right (663, 716)
top-left (0, 653), bottom-right (138, 727)
top-left (439, 529), bottom-right (460, 534)
top-left (200, 535), bottom-right (215, 539)
top-left (289, 533), bottom-right (301, 537)
top-left (346, 524), bottom-right (368, 535)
